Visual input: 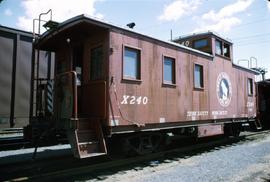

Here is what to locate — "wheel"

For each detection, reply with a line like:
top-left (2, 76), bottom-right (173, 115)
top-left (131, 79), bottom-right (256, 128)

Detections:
top-left (122, 132), bottom-right (163, 156)
top-left (224, 124), bottom-right (240, 137)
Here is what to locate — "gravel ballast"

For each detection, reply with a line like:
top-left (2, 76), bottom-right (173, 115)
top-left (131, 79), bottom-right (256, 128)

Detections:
top-left (97, 132), bottom-right (270, 182)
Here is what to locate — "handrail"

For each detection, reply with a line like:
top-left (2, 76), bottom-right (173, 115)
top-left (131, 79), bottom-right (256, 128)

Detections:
top-left (238, 59), bottom-right (249, 68)
top-left (250, 56), bottom-right (257, 68)
top-left (38, 9), bottom-right (52, 35)
top-left (32, 19), bottom-right (47, 41)
top-left (32, 9), bottom-right (52, 41)
top-left (32, 10), bottom-right (53, 117)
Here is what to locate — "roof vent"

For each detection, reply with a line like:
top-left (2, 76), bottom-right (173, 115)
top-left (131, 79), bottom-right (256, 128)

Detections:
top-left (43, 20), bottom-right (59, 30)
top-left (126, 22), bottom-right (135, 29)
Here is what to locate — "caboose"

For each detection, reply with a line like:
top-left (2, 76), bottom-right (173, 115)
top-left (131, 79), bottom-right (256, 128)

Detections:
top-left (29, 15), bottom-right (259, 158)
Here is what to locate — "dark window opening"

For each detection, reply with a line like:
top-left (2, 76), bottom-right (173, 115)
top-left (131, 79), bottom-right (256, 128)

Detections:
top-left (215, 39), bottom-right (222, 55)
top-left (56, 56), bottom-right (68, 74)
top-left (248, 78), bottom-right (253, 96)
top-left (223, 43), bottom-right (230, 58)
top-left (163, 56), bottom-right (175, 84)
top-left (90, 46), bottom-right (103, 80)
top-left (123, 47), bottom-right (141, 80)
top-left (194, 39), bottom-right (208, 49)
top-left (194, 64), bottom-right (204, 89)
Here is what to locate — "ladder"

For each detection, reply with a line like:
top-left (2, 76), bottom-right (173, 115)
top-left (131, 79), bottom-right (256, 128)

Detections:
top-left (30, 9), bottom-right (58, 118)
top-left (30, 9), bottom-right (53, 118)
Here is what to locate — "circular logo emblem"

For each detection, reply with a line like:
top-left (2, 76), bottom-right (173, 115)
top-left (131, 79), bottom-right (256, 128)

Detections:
top-left (216, 72), bottom-right (232, 107)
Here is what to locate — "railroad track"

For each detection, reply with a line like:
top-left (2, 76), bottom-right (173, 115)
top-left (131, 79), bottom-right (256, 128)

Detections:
top-left (1, 130), bottom-right (269, 181)
top-left (0, 139), bottom-right (30, 151)
top-left (0, 128), bottom-right (23, 135)
top-left (0, 134), bottom-right (67, 152)
top-left (0, 136), bottom-right (30, 151)
top-left (0, 128), bottom-right (28, 150)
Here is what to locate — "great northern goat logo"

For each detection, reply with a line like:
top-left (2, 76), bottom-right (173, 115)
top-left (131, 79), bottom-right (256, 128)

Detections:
top-left (216, 72), bottom-right (232, 107)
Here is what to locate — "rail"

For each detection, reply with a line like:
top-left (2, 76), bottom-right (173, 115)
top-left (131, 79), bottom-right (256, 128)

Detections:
top-left (32, 9), bottom-right (52, 41)
top-left (2, 130), bottom-right (269, 181)
top-left (237, 56), bottom-right (258, 69)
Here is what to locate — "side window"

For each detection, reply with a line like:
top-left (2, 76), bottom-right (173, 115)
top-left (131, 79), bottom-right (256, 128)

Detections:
top-left (247, 78), bottom-right (253, 96)
top-left (163, 56), bottom-right (176, 85)
top-left (194, 64), bottom-right (204, 89)
top-left (223, 43), bottom-right (230, 58)
top-left (215, 39), bottom-right (222, 55)
top-left (123, 46), bottom-right (141, 80)
top-left (90, 46), bottom-right (103, 80)
top-left (194, 39), bottom-right (208, 49)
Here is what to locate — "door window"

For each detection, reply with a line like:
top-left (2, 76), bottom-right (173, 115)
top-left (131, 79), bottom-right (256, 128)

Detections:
top-left (90, 46), bottom-right (103, 80)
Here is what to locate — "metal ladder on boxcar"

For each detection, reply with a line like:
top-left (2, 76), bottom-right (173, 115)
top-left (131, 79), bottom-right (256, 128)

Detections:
top-left (27, 10), bottom-right (56, 142)
top-left (30, 9), bottom-right (55, 119)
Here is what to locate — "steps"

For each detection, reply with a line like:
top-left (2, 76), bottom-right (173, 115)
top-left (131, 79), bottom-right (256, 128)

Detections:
top-left (67, 118), bottom-right (107, 158)
top-left (254, 119), bottom-right (262, 130)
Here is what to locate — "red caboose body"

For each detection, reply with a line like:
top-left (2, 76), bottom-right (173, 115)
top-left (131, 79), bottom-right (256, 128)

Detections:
top-left (31, 15), bottom-right (259, 158)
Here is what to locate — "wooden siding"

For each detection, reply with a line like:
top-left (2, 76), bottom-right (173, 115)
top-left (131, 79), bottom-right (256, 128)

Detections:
top-left (108, 30), bottom-right (256, 127)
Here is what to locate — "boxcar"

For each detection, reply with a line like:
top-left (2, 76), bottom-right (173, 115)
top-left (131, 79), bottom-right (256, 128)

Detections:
top-left (257, 79), bottom-right (270, 129)
top-left (0, 25), bottom-right (54, 129)
top-left (32, 15), bottom-right (259, 158)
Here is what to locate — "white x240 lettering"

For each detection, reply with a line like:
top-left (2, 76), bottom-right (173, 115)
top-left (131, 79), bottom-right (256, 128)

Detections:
top-left (121, 95), bottom-right (148, 105)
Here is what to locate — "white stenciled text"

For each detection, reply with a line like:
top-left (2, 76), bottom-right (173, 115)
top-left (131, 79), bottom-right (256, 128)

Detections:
top-left (121, 95), bottom-right (148, 105)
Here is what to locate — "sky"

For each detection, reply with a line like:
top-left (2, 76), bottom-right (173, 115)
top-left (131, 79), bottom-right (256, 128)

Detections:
top-left (0, 0), bottom-right (270, 79)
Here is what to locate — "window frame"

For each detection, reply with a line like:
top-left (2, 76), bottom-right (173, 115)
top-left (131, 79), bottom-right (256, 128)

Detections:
top-left (122, 45), bottom-right (142, 82)
top-left (90, 44), bottom-right (104, 81)
top-left (162, 55), bottom-right (176, 86)
top-left (223, 42), bottom-right (231, 58)
top-left (247, 78), bottom-right (253, 96)
top-left (193, 63), bottom-right (204, 90)
top-left (215, 39), bottom-right (223, 56)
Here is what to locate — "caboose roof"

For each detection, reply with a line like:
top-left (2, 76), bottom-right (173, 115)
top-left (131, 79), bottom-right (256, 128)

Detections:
top-left (36, 14), bottom-right (213, 58)
top-left (232, 63), bottom-right (260, 75)
top-left (173, 31), bottom-right (233, 45)
top-left (36, 14), bottom-right (259, 75)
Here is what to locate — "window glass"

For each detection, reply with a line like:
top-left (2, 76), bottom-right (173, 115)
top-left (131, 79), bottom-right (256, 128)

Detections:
top-left (163, 57), bottom-right (175, 84)
top-left (76, 67), bottom-right (82, 85)
top-left (73, 45), bottom-right (83, 84)
top-left (194, 39), bottom-right (208, 48)
top-left (90, 46), bottom-right (103, 80)
top-left (124, 47), bottom-right (140, 79)
top-left (248, 78), bottom-right (253, 95)
top-left (194, 64), bottom-right (204, 88)
top-left (223, 43), bottom-right (230, 58)
top-left (215, 39), bottom-right (222, 55)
